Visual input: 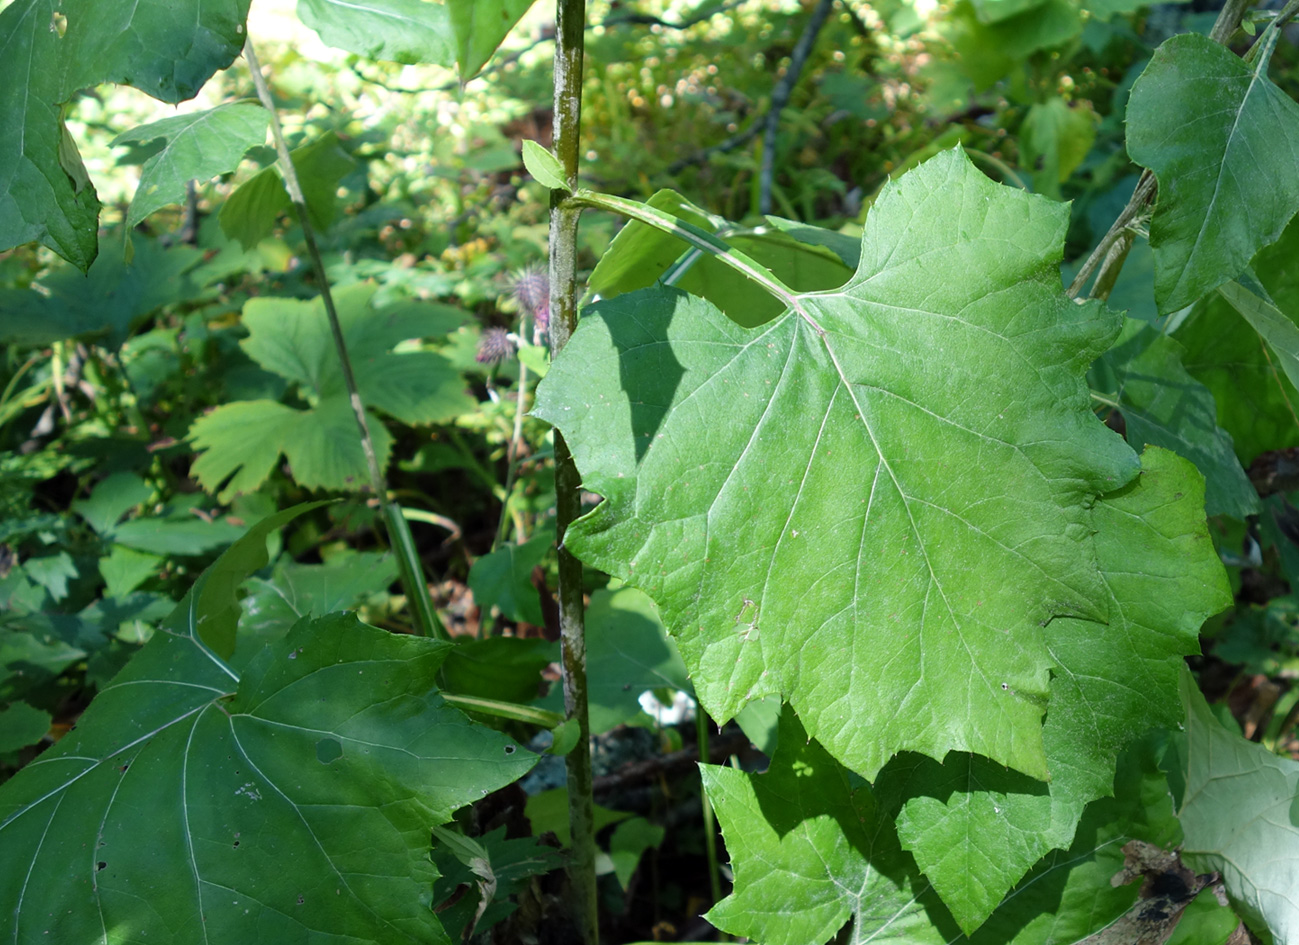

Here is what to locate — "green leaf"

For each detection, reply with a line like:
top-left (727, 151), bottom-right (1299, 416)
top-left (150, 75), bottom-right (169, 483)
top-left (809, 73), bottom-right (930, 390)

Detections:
top-left (704, 710), bottom-right (951, 945)
top-left (969, 0), bottom-right (1049, 23)
top-left (1175, 217), bottom-right (1299, 462)
top-left (111, 514), bottom-right (247, 557)
top-left (608, 817), bottom-right (664, 890)
top-left (1176, 666), bottom-right (1299, 942)
top-left (707, 711), bottom-right (1182, 945)
top-left (1127, 32), bottom-right (1299, 313)
top-left (191, 285), bottom-right (470, 498)
top-left (1176, 296), bottom-right (1299, 464)
top-left (765, 215), bottom-right (862, 269)
top-left (190, 399), bottom-right (303, 500)
top-left (165, 502), bottom-right (327, 659)
top-left (467, 527), bottom-right (552, 626)
top-left (297, 0), bottom-right (455, 65)
top-left (1095, 318), bottom-right (1259, 518)
top-left (524, 788), bottom-right (632, 848)
top-left (0, 607), bottom-right (534, 942)
top-left (430, 826), bottom-right (562, 941)
top-left (218, 131), bottom-right (356, 248)
top-left (0, 701), bottom-right (51, 753)
top-left (441, 636), bottom-right (557, 706)
top-left (240, 283), bottom-right (472, 424)
top-left (1218, 279), bottom-right (1299, 392)
top-left (0, 236), bottom-right (204, 346)
top-left (536, 148), bottom-right (1139, 783)
top-left (72, 472), bottom-right (153, 535)
top-left (0, 625), bottom-right (84, 702)
top-left (112, 102), bottom-right (269, 228)
top-left (894, 448), bottom-right (1231, 931)
top-left (1019, 96), bottom-right (1095, 199)
top-left (586, 586), bottom-right (691, 734)
top-left (1165, 888), bottom-right (1242, 945)
top-left (522, 140), bottom-right (569, 191)
top-left (99, 545), bottom-right (162, 598)
top-left (448, 0), bottom-right (537, 79)
top-left (23, 552), bottom-right (78, 602)
top-left (941, 0), bottom-right (1082, 90)
top-left (0, 0), bottom-right (252, 268)
top-left (238, 551), bottom-right (397, 669)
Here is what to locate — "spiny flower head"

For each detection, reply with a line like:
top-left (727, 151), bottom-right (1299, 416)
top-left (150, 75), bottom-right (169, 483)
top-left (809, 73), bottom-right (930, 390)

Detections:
top-left (509, 264), bottom-right (550, 333)
top-left (476, 326), bottom-right (516, 365)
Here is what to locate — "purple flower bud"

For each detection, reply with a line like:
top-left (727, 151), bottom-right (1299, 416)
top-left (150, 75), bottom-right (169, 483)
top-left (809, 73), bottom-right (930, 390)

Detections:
top-left (510, 265), bottom-right (550, 319)
top-left (476, 326), bottom-right (516, 365)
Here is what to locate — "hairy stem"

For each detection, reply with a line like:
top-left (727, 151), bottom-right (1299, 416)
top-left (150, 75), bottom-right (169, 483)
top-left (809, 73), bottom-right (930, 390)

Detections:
top-left (243, 39), bottom-right (448, 642)
top-left (549, 0), bottom-right (598, 941)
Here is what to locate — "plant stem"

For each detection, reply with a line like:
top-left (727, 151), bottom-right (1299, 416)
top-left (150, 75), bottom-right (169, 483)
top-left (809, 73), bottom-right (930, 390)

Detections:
top-left (1209, 0), bottom-right (1252, 44)
top-left (243, 39), bottom-right (448, 642)
top-left (549, 0), bottom-right (598, 941)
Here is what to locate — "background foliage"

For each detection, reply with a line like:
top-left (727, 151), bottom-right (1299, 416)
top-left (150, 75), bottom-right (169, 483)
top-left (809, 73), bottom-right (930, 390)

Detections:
top-left (2, 0), bottom-right (1299, 942)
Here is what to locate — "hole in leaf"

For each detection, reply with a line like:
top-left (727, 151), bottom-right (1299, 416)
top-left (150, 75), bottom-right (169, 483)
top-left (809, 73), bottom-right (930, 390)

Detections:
top-left (97, 862), bottom-right (106, 871)
top-left (316, 737), bottom-right (343, 764)
top-left (504, 745), bottom-right (516, 754)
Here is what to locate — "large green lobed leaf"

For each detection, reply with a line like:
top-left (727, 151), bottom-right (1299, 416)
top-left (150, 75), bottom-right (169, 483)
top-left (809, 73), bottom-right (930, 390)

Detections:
top-left (703, 711), bottom-right (1182, 945)
top-left (893, 448), bottom-right (1231, 931)
top-left (0, 0), bottom-right (252, 268)
top-left (0, 510), bottom-right (534, 944)
top-left (536, 148), bottom-right (1138, 782)
top-left (1127, 32), bottom-right (1299, 314)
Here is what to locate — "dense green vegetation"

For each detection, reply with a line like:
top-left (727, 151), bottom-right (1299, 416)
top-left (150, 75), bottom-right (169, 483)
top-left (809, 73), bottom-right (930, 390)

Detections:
top-left (3, 0), bottom-right (1299, 942)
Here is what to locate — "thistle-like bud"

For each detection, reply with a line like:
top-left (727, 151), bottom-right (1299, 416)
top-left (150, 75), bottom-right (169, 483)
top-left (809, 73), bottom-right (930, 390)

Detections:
top-left (476, 326), bottom-right (516, 365)
top-left (510, 264), bottom-right (550, 333)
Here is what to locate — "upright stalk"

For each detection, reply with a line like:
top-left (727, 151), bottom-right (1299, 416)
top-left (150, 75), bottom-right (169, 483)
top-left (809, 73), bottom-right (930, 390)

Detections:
top-left (548, 2), bottom-right (598, 942)
top-left (243, 40), bottom-right (447, 642)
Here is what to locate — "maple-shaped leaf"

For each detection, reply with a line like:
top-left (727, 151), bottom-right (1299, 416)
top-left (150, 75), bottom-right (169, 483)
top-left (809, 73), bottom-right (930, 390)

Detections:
top-left (893, 448), bottom-right (1231, 931)
top-left (189, 284), bottom-right (471, 499)
top-left (535, 148), bottom-right (1138, 782)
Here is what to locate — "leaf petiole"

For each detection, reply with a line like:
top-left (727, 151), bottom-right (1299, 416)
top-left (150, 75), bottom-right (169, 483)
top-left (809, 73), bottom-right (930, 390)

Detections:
top-left (566, 189), bottom-right (797, 307)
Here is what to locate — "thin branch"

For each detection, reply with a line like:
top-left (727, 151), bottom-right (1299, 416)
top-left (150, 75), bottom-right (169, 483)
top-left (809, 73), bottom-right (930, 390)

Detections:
top-left (666, 118), bottom-right (763, 174)
top-left (243, 39), bottom-right (448, 642)
top-left (760, 0), bottom-right (836, 215)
